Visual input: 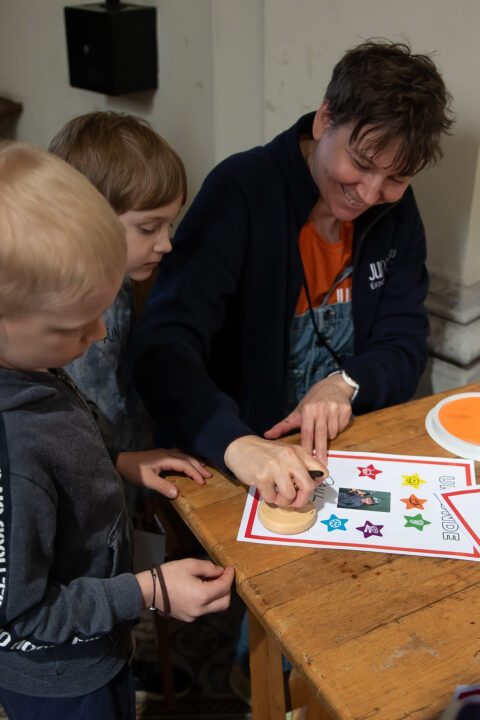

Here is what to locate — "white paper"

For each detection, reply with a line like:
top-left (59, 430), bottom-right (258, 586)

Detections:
top-left (237, 450), bottom-right (480, 561)
top-left (441, 486), bottom-right (480, 553)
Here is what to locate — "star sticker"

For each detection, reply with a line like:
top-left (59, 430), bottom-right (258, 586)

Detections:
top-left (401, 494), bottom-right (427, 510)
top-left (357, 464), bottom-right (382, 479)
top-left (356, 521), bottom-right (384, 539)
top-left (320, 514), bottom-right (348, 532)
top-left (404, 513), bottom-right (431, 531)
top-left (401, 473), bottom-right (426, 489)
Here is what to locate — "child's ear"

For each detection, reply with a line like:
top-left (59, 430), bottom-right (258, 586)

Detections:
top-left (312, 100), bottom-right (331, 141)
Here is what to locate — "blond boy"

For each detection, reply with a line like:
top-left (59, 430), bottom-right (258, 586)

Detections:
top-left (0, 143), bottom-right (233, 719)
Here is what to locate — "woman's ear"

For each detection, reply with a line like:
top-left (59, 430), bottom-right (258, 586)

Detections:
top-left (312, 100), bottom-right (331, 140)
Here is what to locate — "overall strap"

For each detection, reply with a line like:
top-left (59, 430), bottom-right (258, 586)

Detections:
top-left (321, 265), bottom-right (353, 307)
top-left (302, 277), bottom-right (342, 368)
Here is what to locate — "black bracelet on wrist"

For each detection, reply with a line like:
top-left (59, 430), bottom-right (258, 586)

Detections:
top-left (148, 567), bottom-right (157, 611)
top-left (148, 564), bottom-right (171, 617)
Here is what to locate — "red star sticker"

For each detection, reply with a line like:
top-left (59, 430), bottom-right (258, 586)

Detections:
top-left (357, 464), bottom-right (382, 479)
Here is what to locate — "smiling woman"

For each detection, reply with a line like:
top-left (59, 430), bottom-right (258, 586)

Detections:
top-left (131, 39), bottom-right (454, 511)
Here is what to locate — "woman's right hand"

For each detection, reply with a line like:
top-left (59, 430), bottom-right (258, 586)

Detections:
top-left (224, 435), bottom-right (328, 507)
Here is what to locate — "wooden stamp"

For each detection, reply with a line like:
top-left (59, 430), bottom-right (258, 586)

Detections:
top-left (258, 500), bottom-right (317, 535)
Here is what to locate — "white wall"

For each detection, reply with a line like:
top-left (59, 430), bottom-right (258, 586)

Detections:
top-left (0, 0), bottom-right (215, 200)
top-left (1, 0), bottom-right (479, 288)
top-left (211, 0), bottom-right (264, 165)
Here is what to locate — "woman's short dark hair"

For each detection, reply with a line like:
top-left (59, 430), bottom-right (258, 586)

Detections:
top-left (324, 40), bottom-right (454, 175)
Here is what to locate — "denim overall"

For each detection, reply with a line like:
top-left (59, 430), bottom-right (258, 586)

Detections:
top-left (286, 265), bottom-right (354, 413)
top-left (234, 266), bottom-right (355, 678)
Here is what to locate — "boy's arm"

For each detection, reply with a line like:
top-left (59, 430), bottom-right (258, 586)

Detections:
top-left (0, 475), bottom-right (233, 647)
top-left (137, 559), bottom-right (234, 622)
top-left (116, 448), bottom-right (211, 499)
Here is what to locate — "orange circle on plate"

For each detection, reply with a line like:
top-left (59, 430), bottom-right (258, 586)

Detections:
top-left (438, 397), bottom-right (480, 445)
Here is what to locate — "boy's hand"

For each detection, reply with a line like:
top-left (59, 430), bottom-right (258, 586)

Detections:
top-left (159, 559), bottom-right (234, 622)
top-left (116, 449), bottom-right (211, 498)
top-left (224, 435), bottom-right (327, 508)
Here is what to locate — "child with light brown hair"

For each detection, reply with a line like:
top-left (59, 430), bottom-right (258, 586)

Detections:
top-left (0, 142), bottom-right (233, 719)
top-left (49, 112), bottom-right (208, 499)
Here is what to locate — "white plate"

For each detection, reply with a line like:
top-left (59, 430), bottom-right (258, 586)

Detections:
top-left (425, 392), bottom-right (480, 460)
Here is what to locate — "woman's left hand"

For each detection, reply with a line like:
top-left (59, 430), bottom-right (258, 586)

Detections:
top-left (264, 374), bottom-right (354, 464)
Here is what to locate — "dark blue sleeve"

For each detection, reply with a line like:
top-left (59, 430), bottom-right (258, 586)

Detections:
top-left (344, 189), bottom-right (429, 413)
top-left (130, 163), bottom-right (257, 471)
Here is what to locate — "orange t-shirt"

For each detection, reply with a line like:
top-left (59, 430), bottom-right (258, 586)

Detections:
top-left (296, 220), bottom-right (353, 314)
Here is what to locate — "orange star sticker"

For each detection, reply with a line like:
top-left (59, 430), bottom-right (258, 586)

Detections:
top-left (400, 493), bottom-right (427, 510)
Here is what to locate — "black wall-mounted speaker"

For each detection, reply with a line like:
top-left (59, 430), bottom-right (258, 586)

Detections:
top-left (64, 2), bottom-right (157, 95)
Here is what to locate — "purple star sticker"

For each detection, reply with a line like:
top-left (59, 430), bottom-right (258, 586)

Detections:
top-left (356, 521), bottom-right (384, 539)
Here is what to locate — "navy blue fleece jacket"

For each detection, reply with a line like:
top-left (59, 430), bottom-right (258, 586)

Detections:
top-left (131, 113), bottom-right (429, 472)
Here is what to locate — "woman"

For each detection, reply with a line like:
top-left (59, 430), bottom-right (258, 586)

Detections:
top-left (132, 40), bottom-right (453, 507)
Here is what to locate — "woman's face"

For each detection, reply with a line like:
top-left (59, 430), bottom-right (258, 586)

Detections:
top-left (307, 102), bottom-right (411, 222)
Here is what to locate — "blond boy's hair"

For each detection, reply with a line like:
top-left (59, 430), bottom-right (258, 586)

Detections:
top-left (0, 142), bottom-right (126, 316)
top-left (49, 111), bottom-right (187, 213)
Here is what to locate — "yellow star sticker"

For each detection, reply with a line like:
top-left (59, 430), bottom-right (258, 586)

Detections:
top-left (401, 473), bottom-right (426, 489)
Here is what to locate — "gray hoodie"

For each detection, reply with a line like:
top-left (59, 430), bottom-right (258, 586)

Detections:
top-left (0, 367), bottom-right (142, 697)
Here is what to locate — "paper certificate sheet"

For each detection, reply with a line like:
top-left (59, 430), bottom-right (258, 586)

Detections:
top-left (237, 450), bottom-right (480, 561)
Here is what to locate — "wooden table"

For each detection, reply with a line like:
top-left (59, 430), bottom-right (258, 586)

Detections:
top-left (171, 383), bottom-right (480, 720)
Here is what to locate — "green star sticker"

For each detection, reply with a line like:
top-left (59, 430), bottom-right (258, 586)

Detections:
top-left (404, 513), bottom-right (431, 531)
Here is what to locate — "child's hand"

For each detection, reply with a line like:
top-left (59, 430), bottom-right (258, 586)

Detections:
top-left (116, 449), bottom-right (211, 498)
top-left (159, 559), bottom-right (234, 622)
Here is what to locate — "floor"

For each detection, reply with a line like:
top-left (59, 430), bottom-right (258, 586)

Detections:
top-left (135, 590), bottom-right (252, 719)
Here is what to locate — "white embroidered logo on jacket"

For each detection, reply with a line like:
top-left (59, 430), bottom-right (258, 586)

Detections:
top-left (368, 249), bottom-right (396, 290)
